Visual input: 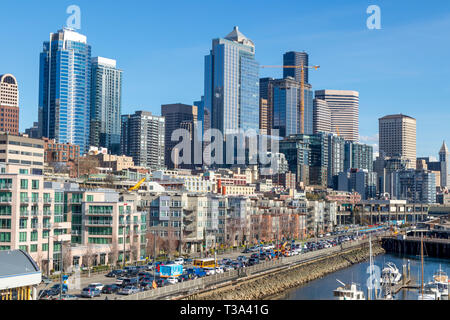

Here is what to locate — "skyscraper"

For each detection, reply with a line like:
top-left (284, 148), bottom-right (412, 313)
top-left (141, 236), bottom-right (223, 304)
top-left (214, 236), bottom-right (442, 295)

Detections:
top-left (39, 28), bottom-right (92, 154)
top-left (0, 74), bottom-right (19, 134)
top-left (379, 114), bottom-right (416, 169)
top-left (161, 103), bottom-right (198, 169)
top-left (272, 77), bottom-right (313, 137)
top-left (283, 51), bottom-right (309, 84)
top-left (90, 57), bottom-right (122, 154)
top-left (439, 141), bottom-right (449, 187)
top-left (204, 26), bottom-right (259, 135)
top-left (259, 77), bottom-right (274, 134)
top-left (313, 98), bottom-right (331, 134)
top-left (121, 111), bottom-right (165, 170)
top-left (314, 90), bottom-right (359, 142)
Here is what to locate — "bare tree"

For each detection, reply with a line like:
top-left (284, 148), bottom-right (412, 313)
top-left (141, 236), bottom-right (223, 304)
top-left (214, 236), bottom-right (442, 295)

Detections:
top-left (62, 242), bottom-right (72, 273)
top-left (108, 241), bottom-right (119, 267)
top-left (77, 156), bottom-right (100, 177)
top-left (83, 244), bottom-right (96, 276)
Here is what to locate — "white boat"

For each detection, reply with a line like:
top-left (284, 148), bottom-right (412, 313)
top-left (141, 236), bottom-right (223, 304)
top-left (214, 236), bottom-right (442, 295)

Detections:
top-left (380, 262), bottom-right (402, 285)
top-left (333, 279), bottom-right (365, 300)
top-left (431, 266), bottom-right (448, 296)
top-left (418, 283), bottom-right (442, 300)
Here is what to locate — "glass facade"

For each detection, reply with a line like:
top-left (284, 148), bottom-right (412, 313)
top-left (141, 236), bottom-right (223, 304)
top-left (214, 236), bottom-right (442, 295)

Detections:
top-left (90, 57), bottom-right (122, 154)
top-left (39, 29), bottom-right (92, 154)
top-left (204, 27), bottom-right (259, 135)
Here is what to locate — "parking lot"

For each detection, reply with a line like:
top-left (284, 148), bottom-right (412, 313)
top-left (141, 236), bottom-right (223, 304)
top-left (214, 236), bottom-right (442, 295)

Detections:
top-left (38, 226), bottom-right (390, 300)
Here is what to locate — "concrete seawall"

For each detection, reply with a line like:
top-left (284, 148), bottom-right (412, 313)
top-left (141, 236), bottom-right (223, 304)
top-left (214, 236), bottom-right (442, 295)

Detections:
top-left (184, 242), bottom-right (385, 300)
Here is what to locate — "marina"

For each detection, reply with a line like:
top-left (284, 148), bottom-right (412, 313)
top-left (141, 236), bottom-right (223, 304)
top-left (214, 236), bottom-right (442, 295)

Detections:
top-left (276, 253), bottom-right (450, 300)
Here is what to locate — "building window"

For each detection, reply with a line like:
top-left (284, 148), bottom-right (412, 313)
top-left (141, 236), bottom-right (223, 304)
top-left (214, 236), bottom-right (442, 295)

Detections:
top-left (0, 232), bottom-right (11, 242)
top-left (20, 179), bottom-right (28, 190)
top-left (19, 232), bottom-right (27, 242)
top-left (87, 195), bottom-right (93, 202)
top-left (32, 180), bottom-right (39, 190)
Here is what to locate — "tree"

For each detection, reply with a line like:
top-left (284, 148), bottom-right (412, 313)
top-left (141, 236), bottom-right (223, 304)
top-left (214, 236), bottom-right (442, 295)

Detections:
top-left (108, 241), bottom-right (119, 267)
top-left (83, 244), bottom-right (96, 276)
top-left (77, 156), bottom-right (100, 177)
top-left (62, 242), bottom-right (72, 273)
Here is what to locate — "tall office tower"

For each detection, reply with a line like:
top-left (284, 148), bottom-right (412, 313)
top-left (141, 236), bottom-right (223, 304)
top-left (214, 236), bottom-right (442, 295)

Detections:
top-left (283, 51), bottom-right (309, 84)
top-left (259, 77), bottom-right (274, 134)
top-left (0, 74), bottom-right (19, 134)
top-left (90, 57), bottom-right (123, 154)
top-left (161, 103), bottom-right (198, 169)
top-left (39, 28), bottom-right (92, 154)
top-left (379, 114), bottom-right (416, 169)
top-left (259, 98), bottom-right (269, 135)
top-left (204, 26), bottom-right (259, 135)
top-left (392, 169), bottom-right (436, 204)
top-left (272, 77), bottom-right (313, 137)
top-left (344, 141), bottom-right (373, 172)
top-left (439, 141), bottom-right (449, 188)
top-left (121, 111), bottom-right (165, 170)
top-left (313, 98), bottom-right (331, 134)
top-left (314, 90), bottom-right (359, 142)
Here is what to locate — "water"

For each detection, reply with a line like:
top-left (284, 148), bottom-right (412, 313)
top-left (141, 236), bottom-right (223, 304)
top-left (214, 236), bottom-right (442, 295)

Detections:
top-left (275, 253), bottom-right (450, 300)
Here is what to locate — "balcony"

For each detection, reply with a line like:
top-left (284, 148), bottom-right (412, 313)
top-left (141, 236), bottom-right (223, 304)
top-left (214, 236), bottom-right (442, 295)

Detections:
top-left (0, 184), bottom-right (12, 190)
top-left (20, 198), bottom-right (29, 204)
top-left (0, 198), bottom-right (12, 204)
top-left (43, 198), bottom-right (52, 205)
top-left (85, 220), bottom-right (113, 226)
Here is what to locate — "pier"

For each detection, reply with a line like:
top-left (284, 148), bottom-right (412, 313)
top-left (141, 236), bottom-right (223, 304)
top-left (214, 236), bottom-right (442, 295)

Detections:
top-left (381, 236), bottom-right (450, 258)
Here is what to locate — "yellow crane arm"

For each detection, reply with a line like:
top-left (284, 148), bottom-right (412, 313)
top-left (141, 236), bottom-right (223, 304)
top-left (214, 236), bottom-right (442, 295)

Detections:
top-left (129, 178), bottom-right (146, 191)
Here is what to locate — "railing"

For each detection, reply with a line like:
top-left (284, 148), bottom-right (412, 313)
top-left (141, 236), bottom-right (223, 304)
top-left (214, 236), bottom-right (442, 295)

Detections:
top-left (117, 237), bottom-right (379, 301)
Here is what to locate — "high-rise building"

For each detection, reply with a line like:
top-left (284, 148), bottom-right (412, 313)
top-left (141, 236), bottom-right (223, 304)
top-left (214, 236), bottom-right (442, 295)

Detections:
top-left (379, 114), bottom-right (416, 169)
top-left (259, 78), bottom-right (274, 135)
top-left (283, 51), bottom-right (309, 84)
top-left (38, 28), bottom-right (92, 154)
top-left (326, 133), bottom-right (345, 188)
top-left (439, 141), bottom-right (449, 188)
top-left (0, 74), bottom-right (19, 134)
top-left (121, 111), bottom-right (165, 170)
top-left (313, 98), bottom-right (331, 134)
top-left (314, 90), bottom-right (359, 142)
top-left (259, 98), bottom-right (269, 135)
top-left (272, 77), bottom-right (313, 137)
top-left (90, 57), bottom-right (122, 154)
top-left (344, 141), bottom-right (373, 172)
top-left (204, 26), bottom-right (259, 135)
top-left (391, 169), bottom-right (436, 204)
top-left (161, 103), bottom-right (198, 169)
top-left (338, 169), bottom-right (377, 200)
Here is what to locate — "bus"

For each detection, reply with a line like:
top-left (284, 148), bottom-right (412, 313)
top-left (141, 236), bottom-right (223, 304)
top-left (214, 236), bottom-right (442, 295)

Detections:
top-left (193, 258), bottom-right (216, 268)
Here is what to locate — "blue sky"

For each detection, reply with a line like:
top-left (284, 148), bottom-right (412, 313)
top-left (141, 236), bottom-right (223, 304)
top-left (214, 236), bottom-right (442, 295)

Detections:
top-left (1, 0), bottom-right (450, 157)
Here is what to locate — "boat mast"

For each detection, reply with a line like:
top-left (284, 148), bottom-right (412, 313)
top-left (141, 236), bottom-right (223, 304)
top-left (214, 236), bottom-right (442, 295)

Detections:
top-left (421, 232), bottom-right (424, 300)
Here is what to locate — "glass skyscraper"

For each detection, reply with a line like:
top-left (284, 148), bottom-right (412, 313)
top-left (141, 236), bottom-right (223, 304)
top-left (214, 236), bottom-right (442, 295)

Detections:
top-left (90, 57), bottom-right (122, 154)
top-left (283, 51), bottom-right (309, 84)
top-left (39, 28), bottom-right (91, 154)
top-left (272, 77), bottom-right (313, 137)
top-left (204, 26), bottom-right (259, 135)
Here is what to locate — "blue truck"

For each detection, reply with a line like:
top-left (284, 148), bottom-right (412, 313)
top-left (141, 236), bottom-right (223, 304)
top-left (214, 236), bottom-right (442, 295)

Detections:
top-left (185, 267), bottom-right (206, 278)
top-left (159, 264), bottom-right (183, 278)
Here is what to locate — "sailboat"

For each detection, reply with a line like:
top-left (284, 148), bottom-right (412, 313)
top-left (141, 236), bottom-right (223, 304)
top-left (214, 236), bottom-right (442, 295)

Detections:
top-left (430, 265), bottom-right (448, 297)
top-left (417, 233), bottom-right (441, 300)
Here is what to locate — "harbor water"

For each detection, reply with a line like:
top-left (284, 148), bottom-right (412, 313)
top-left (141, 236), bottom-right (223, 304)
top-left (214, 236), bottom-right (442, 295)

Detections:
top-left (275, 253), bottom-right (450, 300)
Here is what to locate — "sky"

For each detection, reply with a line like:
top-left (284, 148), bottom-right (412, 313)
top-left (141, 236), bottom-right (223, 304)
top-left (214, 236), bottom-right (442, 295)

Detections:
top-left (1, 0), bottom-right (450, 157)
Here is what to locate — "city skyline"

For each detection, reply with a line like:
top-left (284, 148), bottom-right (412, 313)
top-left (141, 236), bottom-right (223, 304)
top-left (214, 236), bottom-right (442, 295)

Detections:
top-left (1, 1), bottom-right (450, 157)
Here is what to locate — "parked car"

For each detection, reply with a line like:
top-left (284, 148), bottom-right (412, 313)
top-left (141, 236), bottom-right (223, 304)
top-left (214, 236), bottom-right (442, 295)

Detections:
top-left (106, 270), bottom-right (123, 278)
top-left (155, 278), bottom-right (169, 287)
top-left (174, 258), bottom-right (184, 265)
top-left (121, 278), bottom-right (139, 287)
top-left (50, 283), bottom-right (67, 294)
top-left (81, 287), bottom-right (101, 298)
top-left (248, 258), bottom-right (259, 266)
top-left (102, 284), bottom-right (120, 294)
top-left (167, 276), bottom-right (178, 284)
top-left (203, 267), bottom-right (216, 276)
top-left (88, 283), bottom-right (104, 291)
top-left (39, 289), bottom-right (59, 300)
top-left (215, 266), bottom-right (224, 274)
top-left (115, 277), bottom-right (126, 286)
top-left (118, 286), bottom-right (139, 295)
top-left (178, 274), bottom-right (191, 282)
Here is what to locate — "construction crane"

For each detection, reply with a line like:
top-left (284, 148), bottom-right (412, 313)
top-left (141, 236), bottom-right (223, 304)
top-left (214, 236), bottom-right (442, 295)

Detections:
top-left (128, 178), bottom-right (146, 192)
top-left (261, 63), bottom-right (320, 134)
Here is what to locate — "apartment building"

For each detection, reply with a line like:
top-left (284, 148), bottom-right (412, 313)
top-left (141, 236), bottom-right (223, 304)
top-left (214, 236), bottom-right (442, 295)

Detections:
top-left (0, 133), bottom-right (44, 175)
